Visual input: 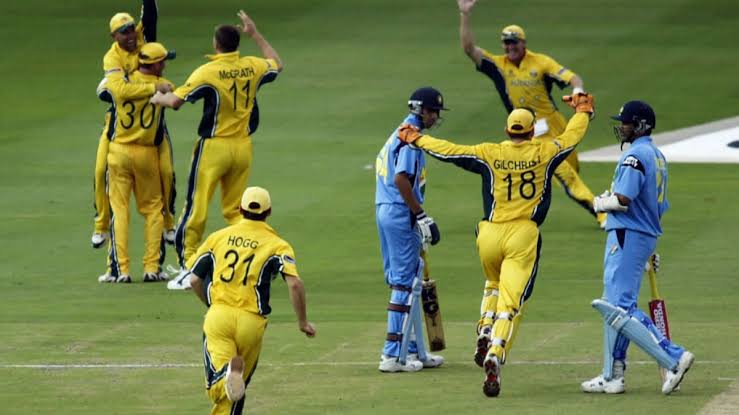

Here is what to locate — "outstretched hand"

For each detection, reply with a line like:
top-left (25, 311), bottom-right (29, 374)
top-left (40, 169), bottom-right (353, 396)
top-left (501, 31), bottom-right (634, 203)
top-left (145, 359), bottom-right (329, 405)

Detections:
top-left (397, 124), bottom-right (423, 144)
top-left (458, 0), bottom-right (478, 14)
top-left (237, 10), bottom-right (257, 37)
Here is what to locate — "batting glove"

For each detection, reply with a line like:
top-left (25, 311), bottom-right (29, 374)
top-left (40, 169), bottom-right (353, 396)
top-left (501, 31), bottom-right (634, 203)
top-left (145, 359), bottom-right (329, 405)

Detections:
top-left (416, 210), bottom-right (441, 250)
top-left (397, 124), bottom-right (423, 144)
top-left (644, 253), bottom-right (661, 273)
top-left (593, 190), bottom-right (628, 213)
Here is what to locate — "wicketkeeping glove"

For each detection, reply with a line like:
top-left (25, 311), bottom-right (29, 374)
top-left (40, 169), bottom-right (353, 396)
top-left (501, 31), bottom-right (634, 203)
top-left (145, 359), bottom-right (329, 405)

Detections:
top-left (397, 124), bottom-right (423, 144)
top-left (593, 190), bottom-right (628, 213)
top-left (562, 93), bottom-right (595, 119)
top-left (416, 210), bottom-right (441, 251)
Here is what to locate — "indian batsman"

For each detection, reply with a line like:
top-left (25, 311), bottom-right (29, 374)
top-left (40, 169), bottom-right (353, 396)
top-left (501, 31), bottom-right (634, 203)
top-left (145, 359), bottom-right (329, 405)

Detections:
top-left (375, 87), bottom-right (446, 372)
top-left (93, 0), bottom-right (177, 250)
top-left (188, 186), bottom-right (315, 415)
top-left (581, 101), bottom-right (693, 395)
top-left (396, 93), bottom-right (595, 396)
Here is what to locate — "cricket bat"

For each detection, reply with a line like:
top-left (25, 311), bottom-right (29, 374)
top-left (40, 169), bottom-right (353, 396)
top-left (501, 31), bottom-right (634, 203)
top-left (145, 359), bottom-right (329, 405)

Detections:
top-left (420, 251), bottom-right (446, 351)
top-left (647, 253), bottom-right (671, 383)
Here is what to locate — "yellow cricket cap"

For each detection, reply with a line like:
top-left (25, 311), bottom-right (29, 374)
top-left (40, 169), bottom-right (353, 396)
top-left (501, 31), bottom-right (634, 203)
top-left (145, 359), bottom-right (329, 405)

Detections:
top-left (138, 42), bottom-right (176, 64)
top-left (506, 108), bottom-right (535, 134)
top-left (501, 25), bottom-right (526, 41)
top-left (110, 12), bottom-right (135, 34)
top-left (241, 187), bottom-right (272, 214)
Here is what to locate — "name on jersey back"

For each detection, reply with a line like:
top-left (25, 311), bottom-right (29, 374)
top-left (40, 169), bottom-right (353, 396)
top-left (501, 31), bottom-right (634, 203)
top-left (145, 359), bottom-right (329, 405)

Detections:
top-left (219, 67), bottom-right (256, 80)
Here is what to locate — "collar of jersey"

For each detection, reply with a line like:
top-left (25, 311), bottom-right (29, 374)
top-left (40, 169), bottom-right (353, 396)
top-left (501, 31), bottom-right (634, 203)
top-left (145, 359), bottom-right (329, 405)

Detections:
top-left (206, 51), bottom-right (241, 61)
top-left (403, 114), bottom-right (424, 130)
top-left (632, 136), bottom-right (653, 146)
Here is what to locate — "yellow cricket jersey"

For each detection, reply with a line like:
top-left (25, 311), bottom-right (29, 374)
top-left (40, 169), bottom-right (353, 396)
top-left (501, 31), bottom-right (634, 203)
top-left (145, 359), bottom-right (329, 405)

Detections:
top-left (413, 113), bottom-right (590, 225)
top-left (101, 23), bottom-right (156, 97)
top-left (99, 71), bottom-right (174, 146)
top-left (174, 52), bottom-right (280, 139)
top-left (477, 48), bottom-right (575, 117)
top-left (188, 220), bottom-right (299, 316)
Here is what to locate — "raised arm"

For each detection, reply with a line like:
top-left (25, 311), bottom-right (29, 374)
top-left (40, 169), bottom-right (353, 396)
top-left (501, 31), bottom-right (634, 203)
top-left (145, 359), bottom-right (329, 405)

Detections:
top-left (284, 275), bottom-right (316, 337)
top-left (238, 10), bottom-right (283, 72)
top-left (458, 0), bottom-right (483, 66)
top-left (141, 0), bottom-right (159, 42)
top-left (397, 125), bottom-right (491, 175)
top-left (554, 93), bottom-right (595, 149)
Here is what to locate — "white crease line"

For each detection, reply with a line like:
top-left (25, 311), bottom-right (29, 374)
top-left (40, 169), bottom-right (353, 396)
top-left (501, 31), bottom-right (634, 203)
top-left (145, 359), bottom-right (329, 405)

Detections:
top-left (1, 360), bottom-right (737, 369)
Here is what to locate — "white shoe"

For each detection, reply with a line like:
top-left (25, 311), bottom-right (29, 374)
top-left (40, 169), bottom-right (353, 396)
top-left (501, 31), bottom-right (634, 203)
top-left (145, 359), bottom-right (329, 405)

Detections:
top-left (166, 268), bottom-right (192, 290)
top-left (581, 374), bottom-right (625, 394)
top-left (98, 273), bottom-right (131, 283)
top-left (163, 229), bottom-right (175, 245)
top-left (482, 355), bottom-right (502, 397)
top-left (224, 356), bottom-right (245, 402)
top-left (91, 232), bottom-right (108, 249)
top-left (408, 353), bottom-right (444, 368)
top-left (662, 351), bottom-right (694, 395)
top-left (378, 355), bottom-right (423, 373)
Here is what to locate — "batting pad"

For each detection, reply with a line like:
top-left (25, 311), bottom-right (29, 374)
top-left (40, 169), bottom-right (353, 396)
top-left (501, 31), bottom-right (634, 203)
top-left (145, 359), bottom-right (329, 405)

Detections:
top-left (592, 299), bottom-right (678, 371)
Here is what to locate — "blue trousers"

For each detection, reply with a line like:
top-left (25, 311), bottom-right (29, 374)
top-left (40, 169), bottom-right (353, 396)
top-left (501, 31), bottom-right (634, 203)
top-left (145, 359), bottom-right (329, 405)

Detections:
top-left (602, 229), bottom-right (684, 364)
top-left (376, 203), bottom-right (421, 356)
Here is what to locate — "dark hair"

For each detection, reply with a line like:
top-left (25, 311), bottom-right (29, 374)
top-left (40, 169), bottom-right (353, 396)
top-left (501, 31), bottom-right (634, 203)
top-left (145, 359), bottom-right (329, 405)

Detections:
top-left (507, 130), bottom-right (534, 140)
top-left (214, 25), bottom-right (240, 52)
top-left (240, 208), bottom-right (271, 221)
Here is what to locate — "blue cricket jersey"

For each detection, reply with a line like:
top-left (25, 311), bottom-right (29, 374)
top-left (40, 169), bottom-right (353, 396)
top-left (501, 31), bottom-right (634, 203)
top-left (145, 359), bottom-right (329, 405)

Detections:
top-left (606, 136), bottom-right (669, 237)
top-left (375, 114), bottom-right (426, 206)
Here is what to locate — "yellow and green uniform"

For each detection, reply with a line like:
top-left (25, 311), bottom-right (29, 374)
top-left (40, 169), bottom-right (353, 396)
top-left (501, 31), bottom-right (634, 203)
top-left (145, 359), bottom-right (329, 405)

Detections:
top-left (188, 220), bottom-right (299, 415)
top-left (94, 1), bottom-right (176, 235)
top-left (413, 112), bottom-right (590, 364)
top-left (174, 51), bottom-right (280, 267)
top-left (98, 71), bottom-right (173, 277)
top-left (476, 48), bottom-right (597, 218)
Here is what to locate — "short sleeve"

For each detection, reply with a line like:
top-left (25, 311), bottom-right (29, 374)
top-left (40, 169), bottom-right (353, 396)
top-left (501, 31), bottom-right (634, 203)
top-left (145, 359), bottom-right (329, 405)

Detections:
top-left (542, 54), bottom-right (575, 84)
top-left (186, 234), bottom-right (215, 271)
top-left (613, 155), bottom-right (646, 200)
top-left (251, 57), bottom-right (280, 88)
top-left (276, 243), bottom-right (299, 278)
top-left (395, 145), bottom-right (419, 177)
top-left (174, 67), bottom-right (208, 101)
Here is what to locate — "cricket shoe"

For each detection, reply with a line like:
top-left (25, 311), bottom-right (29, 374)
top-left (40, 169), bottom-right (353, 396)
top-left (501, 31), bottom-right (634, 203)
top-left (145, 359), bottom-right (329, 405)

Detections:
top-left (163, 229), bottom-right (176, 245)
top-left (91, 232), bottom-right (109, 249)
top-left (166, 267), bottom-right (192, 290)
top-left (662, 351), bottom-right (694, 395)
top-left (474, 332), bottom-right (492, 367)
top-left (408, 353), bottom-right (444, 368)
top-left (378, 355), bottom-right (423, 373)
top-left (581, 374), bottom-right (625, 394)
top-left (143, 272), bottom-right (168, 283)
top-left (225, 356), bottom-right (246, 402)
top-left (98, 273), bottom-right (132, 284)
top-left (482, 355), bottom-right (502, 397)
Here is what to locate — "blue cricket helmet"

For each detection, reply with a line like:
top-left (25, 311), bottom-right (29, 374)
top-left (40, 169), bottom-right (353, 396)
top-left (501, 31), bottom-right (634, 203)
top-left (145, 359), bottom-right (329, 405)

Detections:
top-left (611, 100), bottom-right (656, 131)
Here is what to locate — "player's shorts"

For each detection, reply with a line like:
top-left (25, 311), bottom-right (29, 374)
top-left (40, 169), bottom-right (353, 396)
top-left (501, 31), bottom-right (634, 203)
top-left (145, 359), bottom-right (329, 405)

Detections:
top-left (376, 203), bottom-right (422, 286)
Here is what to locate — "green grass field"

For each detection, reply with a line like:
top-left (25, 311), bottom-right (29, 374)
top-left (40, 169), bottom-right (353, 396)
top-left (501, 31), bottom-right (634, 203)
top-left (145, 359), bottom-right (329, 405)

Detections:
top-left (1, 0), bottom-right (738, 413)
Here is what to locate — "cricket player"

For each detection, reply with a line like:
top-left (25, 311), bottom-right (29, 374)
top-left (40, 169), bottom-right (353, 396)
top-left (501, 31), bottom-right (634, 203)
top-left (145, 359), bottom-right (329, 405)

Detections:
top-left (151, 11), bottom-right (282, 290)
top-left (396, 93), bottom-right (595, 396)
top-left (375, 87), bottom-right (445, 372)
top-left (93, 0), bottom-right (177, 249)
top-left (457, 0), bottom-right (605, 228)
top-left (96, 42), bottom-right (175, 283)
top-left (581, 101), bottom-right (693, 395)
top-left (188, 186), bottom-right (316, 415)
